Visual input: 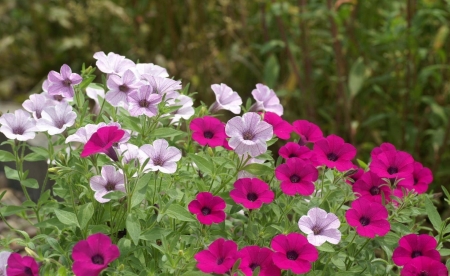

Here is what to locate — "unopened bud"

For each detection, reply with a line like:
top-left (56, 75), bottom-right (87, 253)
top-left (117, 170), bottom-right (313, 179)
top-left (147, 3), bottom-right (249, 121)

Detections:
top-left (344, 169), bottom-right (358, 177)
top-left (207, 147), bottom-right (214, 157)
top-left (25, 247), bottom-right (39, 259)
top-left (48, 167), bottom-right (59, 174)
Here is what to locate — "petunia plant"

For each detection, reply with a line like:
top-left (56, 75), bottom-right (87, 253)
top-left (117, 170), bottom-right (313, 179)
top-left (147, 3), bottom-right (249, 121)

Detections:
top-left (0, 51), bottom-right (449, 275)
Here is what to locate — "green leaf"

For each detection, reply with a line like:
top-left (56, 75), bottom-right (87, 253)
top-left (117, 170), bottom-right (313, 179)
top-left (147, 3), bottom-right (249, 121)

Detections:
top-left (23, 152), bottom-right (47, 161)
top-left (0, 150), bottom-right (15, 162)
top-left (317, 243), bottom-right (335, 252)
top-left (28, 146), bottom-right (48, 158)
top-left (102, 191), bottom-right (126, 200)
top-left (54, 209), bottom-right (80, 228)
top-left (424, 197), bottom-right (442, 231)
top-left (151, 127), bottom-right (186, 138)
top-left (189, 154), bottom-right (213, 174)
top-left (356, 159), bottom-right (368, 170)
top-left (78, 203), bottom-right (94, 229)
top-left (4, 166), bottom-right (20, 180)
top-left (348, 57), bottom-right (366, 99)
top-left (0, 205), bottom-right (26, 216)
top-left (131, 174), bottom-right (150, 208)
top-left (21, 178), bottom-right (39, 189)
top-left (241, 163), bottom-right (272, 176)
top-left (182, 272), bottom-right (208, 276)
top-left (126, 214), bottom-right (141, 245)
top-left (140, 227), bottom-right (171, 241)
top-left (264, 54), bottom-right (280, 88)
top-left (165, 204), bottom-right (196, 222)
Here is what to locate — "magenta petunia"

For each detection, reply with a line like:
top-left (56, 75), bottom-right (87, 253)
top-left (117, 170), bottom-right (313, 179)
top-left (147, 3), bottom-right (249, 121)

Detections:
top-left (345, 166), bottom-right (364, 185)
top-left (262, 112), bottom-right (293, 140)
top-left (278, 142), bottom-right (315, 162)
top-left (271, 233), bottom-right (318, 274)
top-left (209, 83), bottom-right (242, 114)
top-left (81, 126), bottom-right (125, 161)
top-left (188, 192), bottom-right (226, 225)
top-left (392, 234), bottom-right (441, 266)
top-left (369, 149), bottom-right (414, 180)
top-left (345, 198), bottom-right (390, 238)
top-left (230, 178), bottom-right (274, 209)
top-left (352, 171), bottom-right (391, 204)
top-left (47, 64), bottom-right (82, 98)
top-left (249, 83), bottom-right (283, 116)
top-left (238, 246), bottom-right (280, 276)
top-left (275, 158), bottom-right (318, 196)
top-left (400, 256), bottom-right (448, 276)
top-left (292, 120), bottom-right (323, 145)
top-left (190, 116), bottom-right (227, 148)
top-left (194, 238), bottom-right (238, 274)
top-left (6, 253), bottom-right (39, 276)
top-left (72, 233), bottom-right (120, 276)
top-left (370, 142), bottom-right (397, 159)
top-left (313, 134), bottom-right (357, 172)
top-left (411, 162), bottom-right (433, 194)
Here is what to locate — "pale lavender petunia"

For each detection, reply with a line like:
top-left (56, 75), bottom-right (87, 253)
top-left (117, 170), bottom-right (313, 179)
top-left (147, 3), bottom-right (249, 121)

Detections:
top-left (127, 85), bottom-right (162, 117)
top-left (105, 69), bottom-right (141, 107)
top-left (142, 75), bottom-right (182, 101)
top-left (86, 84), bottom-right (105, 114)
top-left (0, 251), bottom-right (11, 276)
top-left (0, 109), bottom-right (37, 141)
top-left (209, 83), bottom-right (242, 114)
top-left (298, 207), bottom-right (341, 246)
top-left (118, 143), bottom-right (141, 165)
top-left (249, 83), bottom-right (283, 116)
top-left (66, 121), bottom-right (131, 144)
top-left (22, 93), bottom-right (52, 119)
top-left (47, 64), bottom-right (82, 98)
top-left (36, 102), bottom-right (77, 135)
top-left (134, 63), bottom-right (169, 79)
top-left (93, 51), bottom-right (136, 76)
top-left (90, 165), bottom-right (125, 203)
top-left (140, 139), bottom-right (182, 174)
top-left (168, 95), bottom-right (194, 123)
top-left (225, 112), bottom-right (273, 157)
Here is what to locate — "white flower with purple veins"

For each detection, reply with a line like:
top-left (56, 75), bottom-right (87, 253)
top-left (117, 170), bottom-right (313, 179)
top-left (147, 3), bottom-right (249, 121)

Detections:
top-left (47, 64), bottom-right (82, 98)
top-left (140, 139), bottom-right (182, 174)
top-left (93, 51), bottom-right (136, 76)
top-left (168, 95), bottom-right (194, 123)
top-left (22, 93), bottom-right (52, 119)
top-left (118, 143), bottom-right (141, 165)
top-left (66, 122), bottom-right (131, 144)
top-left (86, 84), bottom-right (105, 114)
top-left (249, 83), bottom-right (283, 116)
top-left (106, 69), bottom-right (141, 107)
top-left (0, 109), bottom-right (37, 141)
top-left (135, 63), bottom-right (169, 79)
top-left (127, 85), bottom-right (162, 117)
top-left (0, 251), bottom-right (11, 276)
top-left (298, 207), bottom-right (341, 246)
top-left (36, 102), bottom-right (77, 135)
top-left (142, 75), bottom-right (182, 101)
top-left (90, 165), bottom-right (125, 203)
top-left (225, 112), bottom-right (273, 157)
top-left (209, 83), bottom-right (242, 114)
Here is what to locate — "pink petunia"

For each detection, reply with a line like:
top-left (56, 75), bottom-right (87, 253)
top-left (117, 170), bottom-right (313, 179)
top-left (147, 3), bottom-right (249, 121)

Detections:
top-left (209, 83), bottom-right (242, 114)
top-left (188, 192), bottom-right (226, 225)
top-left (262, 112), bottom-right (293, 140)
top-left (72, 233), bottom-right (120, 276)
top-left (370, 142), bottom-right (397, 159)
top-left (275, 158), bottom-right (318, 196)
top-left (230, 178), bottom-right (274, 209)
top-left (400, 256), bottom-right (448, 276)
top-left (190, 116), bottom-right (227, 148)
top-left (6, 253), bottom-right (39, 276)
top-left (0, 109), bottom-right (37, 141)
top-left (271, 233), bottom-right (318, 274)
top-left (81, 126), bottom-right (125, 161)
top-left (369, 149), bottom-right (414, 180)
top-left (90, 165), bottom-right (126, 203)
top-left (345, 198), bottom-right (390, 238)
top-left (249, 83), bottom-right (283, 116)
top-left (411, 162), bottom-right (433, 194)
top-left (352, 171), bottom-right (391, 204)
top-left (194, 238), bottom-right (238, 274)
top-left (238, 246), bottom-right (280, 276)
top-left (278, 142), bottom-right (315, 162)
top-left (298, 207), bottom-right (341, 246)
top-left (392, 234), bottom-right (441, 266)
top-left (313, 134), bottom-right (357, 172)
top-left (292, 120), bottom-right (323, 145)
top-left (47, 64), bottom-right (82, 98)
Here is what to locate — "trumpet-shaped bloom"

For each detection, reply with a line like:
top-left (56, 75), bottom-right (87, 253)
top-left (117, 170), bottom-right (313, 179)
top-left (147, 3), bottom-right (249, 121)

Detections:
top-left (392, 234), bottom-right (440, 266)
top-left (271, 233), bottom-right (318, 274)
top-left (262, 112), bottom-right (292, 140)
top-left (249, 83), bottom-right (283, 116)
top-left (81, 126), bottom-right (125, 161)
top-left (36, 103), bottom-right (77, 135)
top-left (411, 162), bottom-right (433, 194)
top-left (400, 256), bottom-right (448, 276)
top-left (209, 83), bottom-right (242, 114)
top-left (6, 253), bottom-right (39, 276)
top-left (238, 246), bottom-right (280, 276)
top-left (118, 143), bottom-right (141, 165)
top-left (93, 51), bottom-right (135, 76)
top-left (370, 142), bottom-right (397, 159)
top-left (168, 95), bottom-right (195, 123)
top-left (90, 165), bottom-right (125, 203)
top-left (369, 149), bottom-right (414, 180)
top-left (86, 84), bottom-right (105, 114)
top-left (292, 120), bottom-right (323, 145)
top-left (313, 134), bottom-right (356, 172)
top-left (22, 93), bottom-right (52, 120)
top-left (278, 142), bottom-right (315, 161)
top-left (352, 171), bottom-right (391, 204)
top-left (345, 198), bottom-right (390, 238)
top-left (275, 158), bottom-right (318, 196)
top-left (142, 75), bottom-right (181, 101)
top-left (230, 178), bottom-right (274, 209)
top-left (194, 238), bottom-right (238, 274)
top-left (47, 64), bottom-right (82, 98)
top-left (127, 85), bottom-right (162, 117)
top-left (188, 192), bottom-right (226, 225)
top-left (298, 207), bottom-right (341, 246)
top-left (0, 251), bottom-right (11, 276)
top-left (0, 109), bottom-right (37, 141)
top-left (139, 139), bottom-right (182, 174)
top-left (72, 233), bottom-right (120, 276)
top-left (225, 112), bottom-right (273, 157)
top-left (106, 69), bottom-right (141, 107)
top-left (190, 116), bottom-right (227, 147)
top-left (135, 63), bottom-right (169, 78)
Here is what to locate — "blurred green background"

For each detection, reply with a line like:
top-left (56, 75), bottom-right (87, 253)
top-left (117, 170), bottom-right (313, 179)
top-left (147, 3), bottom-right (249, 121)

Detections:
top-left (1, 0), bottom-right (450, 193)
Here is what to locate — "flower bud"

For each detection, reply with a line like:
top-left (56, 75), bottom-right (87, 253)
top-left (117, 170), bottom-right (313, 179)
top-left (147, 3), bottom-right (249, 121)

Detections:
top-left (25, 247), bottom-right (39, 259)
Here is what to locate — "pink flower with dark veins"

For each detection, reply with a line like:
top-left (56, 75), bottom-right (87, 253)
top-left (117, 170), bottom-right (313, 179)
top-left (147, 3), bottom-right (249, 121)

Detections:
top-left (47, 64), bottom-right (82, 98)
top-left (209, 83), bottom-right (242, 114)
top-left (249, 83), bottom-right (283, 115)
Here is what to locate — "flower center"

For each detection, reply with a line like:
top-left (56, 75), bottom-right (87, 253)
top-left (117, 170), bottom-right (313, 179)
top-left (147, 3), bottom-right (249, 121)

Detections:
top-left (138, 99), bottom-right (150, 107)
top-left (119, 85), bottom-right (129, 92)
top-left (286, 250), bottom-right (299, 260)
top-left (91, 254), bottom-right (104, 265)
top-left (312, 225), bottom-right (322, 235)
top-left (153, 156), bottom-right (164, 166)
top-left (387, 166), bottom-right (398, 175)
top-left (54, 118), bottom-right (66, 129)
top-left (288, 153), bottom-right (298, 158)
top-left (249, 263), bottom-right (260, 271)
top-left (63, 79), bottom-right (72, 87)
top-left (24, 267), bottom-right (33, 276)
top-left (13, 126), bottom-right (25, 135)
top-left (359, 216), bottom-right (370, 226)
top-left (105, 182), bottom-right (116, 191)
top-left (327, 153), bottom-right (338, 161)
top-left (290, 174), bottom-right (301, 183)
top-left (369, 186), bottom-right (381, 195)
top-left (246, 192), bottom-right (258, 202)
top-left (413, 177), bottom-right (418, 185)
top-left (201, 207), bottom-right (211, 216)
top-left (411, 250), bottom-right (422, 258)
top-left (243, 131), bottom-right (254, 140)
top-left (53, 95), bottom-right (64, 101)
top-left (418, 272), bottom-right (428, 276)
top-left (216, 257), bottom-right (224, 265)
top-left (298, 137), bottom-right (306, 146)
top-left (203, 131), bottom-right (214, 139)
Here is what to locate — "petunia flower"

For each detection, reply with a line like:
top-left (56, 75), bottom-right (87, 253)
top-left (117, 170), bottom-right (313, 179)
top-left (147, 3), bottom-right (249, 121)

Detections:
top-left (292, 120), bottom-right (323, 145)
top-left (238, 246), bottom-right (280, 276)
top-left (90, 165), bottom-right (125, 203)
top-left (135, 63), bottom-right (169, 79)
top-left (313, 134), bottom-right (357, 172)
top-left (118, 143), bottom-right (141, 165)
top-left (209, 83), bottom-right (242, 114)
top-left (6, 253), bottom-right (39, 276)
top-left (47, 64), bottom-right (82, 98)
top-left (410, 162), bottom-right (433, 194)
top-left (194, 238), bottom-right (238, 274)
top-left (36, 102), bottom-right (77, 135)
top-left (278, 142), bottom-right (315, 161)
top-left (271, 233), bottom-right (318, 274)
top-left (168, 95), bottom-right (195, 123)
top-left (105, 69), bottom-right (141, 107)
top-left (72, 233), bottom-right (120, 276)
top-left (0, 251), bottom-right (11, 276)
top-left (262, 112), bottom-right (292, 140)
top-left (230, 178), bottom-right (274, 209)
top-left (345, 198), bottom-right (390, 238)
top-left (352, 171), bottom-right (391, 204)
top-left (139, 139), bottom-right (182, 174)
top-left (93, 51), bottom-right (135, 76)
top-left (370, 142), bottom-right (397, 159)
top-left (86, 84), bottom-right (106, 114)
top-left (127, 85), bottom-right (162, 117)
top-left (275, 158), bottom-right (318, 196)
top-left (0, 109), bottom-right (37, 141)
top-left (249, 83), bottom-right (283, 116)
top-left (188, 192), bottom-right (226, 225)
top-left (298, 207), bottom-right (341, 246)
top-left (369, 149), bottom-right (414, 180)
top-left (392, 234), bottom-right (441, 266)
top-left (81, 126), bottom-right (125, 161)
top-left (142, 75), bottom-right (182, 101)
top-left (22, 93), bottom-right (52, 120)
top-left (400, 256), bottom-right (448, 276)
top-left (66, 122), bottom-right (129, 144)
top-left (190, 116), bottom-right (227, 148)
top-left (225, 112), bottom-right (273, 157)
